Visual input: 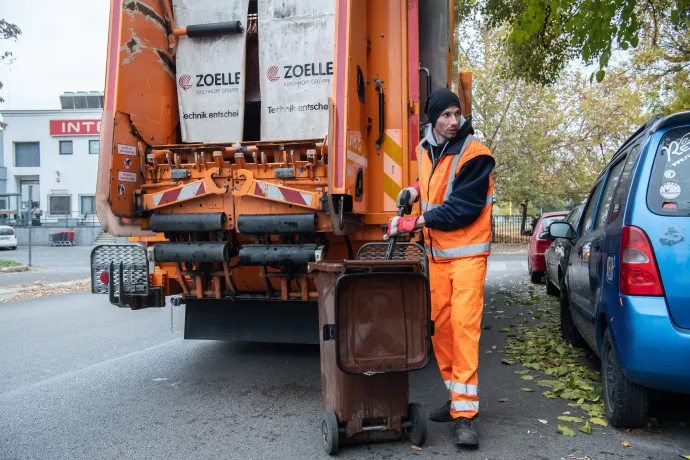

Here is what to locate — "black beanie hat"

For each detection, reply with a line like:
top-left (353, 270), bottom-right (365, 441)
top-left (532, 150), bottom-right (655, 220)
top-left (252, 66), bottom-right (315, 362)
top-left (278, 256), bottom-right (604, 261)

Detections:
top-left (425, 88), bottom-right (461, 127)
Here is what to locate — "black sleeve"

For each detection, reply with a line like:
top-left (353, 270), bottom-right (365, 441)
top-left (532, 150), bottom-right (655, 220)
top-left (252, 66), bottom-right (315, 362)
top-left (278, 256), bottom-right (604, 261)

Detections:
top-left (423, 155), bottom-right (495, 231)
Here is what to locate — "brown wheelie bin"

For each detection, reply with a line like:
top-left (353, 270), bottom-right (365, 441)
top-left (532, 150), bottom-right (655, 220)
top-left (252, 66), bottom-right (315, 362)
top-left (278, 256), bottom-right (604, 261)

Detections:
top-left (308, 242), bottom-right (432, 455)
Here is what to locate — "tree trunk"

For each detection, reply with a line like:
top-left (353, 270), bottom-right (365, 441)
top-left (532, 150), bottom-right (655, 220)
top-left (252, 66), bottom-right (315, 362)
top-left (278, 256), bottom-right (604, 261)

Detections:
top-left (520, 201), bottom-right (529, 233)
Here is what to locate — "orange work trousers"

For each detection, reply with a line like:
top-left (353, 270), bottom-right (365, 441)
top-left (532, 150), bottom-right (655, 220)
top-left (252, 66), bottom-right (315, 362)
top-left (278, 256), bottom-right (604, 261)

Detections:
top-left (429, 255), bottom-right (488, 419)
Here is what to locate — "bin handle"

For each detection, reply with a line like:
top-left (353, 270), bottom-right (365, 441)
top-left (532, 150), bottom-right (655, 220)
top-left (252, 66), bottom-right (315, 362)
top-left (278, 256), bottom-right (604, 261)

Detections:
top-left (385, 190), bottom-right (410, 260)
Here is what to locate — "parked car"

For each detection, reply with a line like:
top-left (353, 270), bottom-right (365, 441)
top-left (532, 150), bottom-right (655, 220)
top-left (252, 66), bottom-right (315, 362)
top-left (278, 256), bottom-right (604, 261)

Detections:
top-left (544, 204), bottom-right (585, 297)
top-left (549, 111), bottom-right (690, 429)
top-left (526, 211), bottom-right (569, 283)
top-left (0, 225), bottom-right (17, 250)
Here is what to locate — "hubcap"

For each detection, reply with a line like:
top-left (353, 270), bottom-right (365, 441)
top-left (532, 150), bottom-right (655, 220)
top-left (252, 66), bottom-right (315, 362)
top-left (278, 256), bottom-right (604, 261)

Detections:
top-left (322, 420), bottom-right (329, 444)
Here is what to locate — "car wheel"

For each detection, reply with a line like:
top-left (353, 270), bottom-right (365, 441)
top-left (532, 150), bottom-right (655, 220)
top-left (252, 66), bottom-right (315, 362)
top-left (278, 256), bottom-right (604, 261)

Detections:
top-left (559, 280), bottom-right (586, 348)
top-left (545, 271), bottom-right (559, 296)
top-left (602, 328), bottom-right (649, 428)
top-left (530, 270), bottom-right (542, 284)
top-left (10, 246), bottom-right (17, 250)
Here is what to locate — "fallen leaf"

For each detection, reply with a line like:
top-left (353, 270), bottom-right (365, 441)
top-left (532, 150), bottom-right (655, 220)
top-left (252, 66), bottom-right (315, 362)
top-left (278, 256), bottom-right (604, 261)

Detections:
top-left (521, 375), bottom-right (535, 381)
top-left (521, 387), bottom-right (534, 392)
top-left (538, 419), bottom-right (548, 424)
top-left (514, 370), bottom-right (530, 375)
top-left (557, 425), bottom-right (576, 437)
top-left (498, 397), bottom-right (511, 403)
top-left (680, 455), bottom-right (690, 460)
top-left (410, 445), bottom-right (422, 451)
top-left (501, 358), bottom-right (516, 365)
top-left (589, 418), bottom-right (608, 427)
top-left (485, 350), bottom-right (493, 354)
top-left (622, 441), bottom-right (632, 447)
top-left (579, 421), bottom-right (592, 435)
top-left (483, 325), bottom-right (493, 330)
top-left (499, 328), bottom-right (510, 333)
top-left (558, 416), bottom-right (584, 423)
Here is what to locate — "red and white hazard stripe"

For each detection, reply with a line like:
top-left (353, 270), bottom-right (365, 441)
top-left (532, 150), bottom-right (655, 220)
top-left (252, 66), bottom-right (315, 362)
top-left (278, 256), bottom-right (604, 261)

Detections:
top-left (153, 181), bottom-right (207, 207)
top-left (253, 181), bottom-right (313, 207)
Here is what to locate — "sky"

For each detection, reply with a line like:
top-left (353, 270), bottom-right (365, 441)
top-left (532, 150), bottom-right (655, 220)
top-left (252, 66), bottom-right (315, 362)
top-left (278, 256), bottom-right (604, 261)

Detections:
top-left (0, 1), bottom-right (110, 110)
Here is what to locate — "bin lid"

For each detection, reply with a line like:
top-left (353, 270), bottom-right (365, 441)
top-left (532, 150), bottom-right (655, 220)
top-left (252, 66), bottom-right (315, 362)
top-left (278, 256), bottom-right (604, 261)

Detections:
top-left (334, 270), bottom-right (431, 375)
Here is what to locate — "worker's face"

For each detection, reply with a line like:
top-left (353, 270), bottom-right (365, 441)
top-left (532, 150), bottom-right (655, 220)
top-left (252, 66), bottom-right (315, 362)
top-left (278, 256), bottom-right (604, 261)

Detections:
top-left (433, 105), bottom-right (462, 141)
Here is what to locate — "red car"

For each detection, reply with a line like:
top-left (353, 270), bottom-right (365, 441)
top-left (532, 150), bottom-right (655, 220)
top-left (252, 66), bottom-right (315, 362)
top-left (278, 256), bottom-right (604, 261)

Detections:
top-left (527, 211), bottom-right (569, 283)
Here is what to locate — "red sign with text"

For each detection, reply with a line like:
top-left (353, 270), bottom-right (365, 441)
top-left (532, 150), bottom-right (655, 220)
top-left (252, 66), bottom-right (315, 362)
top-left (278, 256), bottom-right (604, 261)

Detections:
top-left (49, 120), bottom-right (101, 136)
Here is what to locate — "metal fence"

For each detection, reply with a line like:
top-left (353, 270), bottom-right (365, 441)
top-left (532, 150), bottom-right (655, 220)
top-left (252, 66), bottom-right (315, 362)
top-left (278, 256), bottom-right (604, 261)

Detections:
top-left (0, 211), bottom-right (101, 228)
top-left (491, 215), bottom-right (535, 244)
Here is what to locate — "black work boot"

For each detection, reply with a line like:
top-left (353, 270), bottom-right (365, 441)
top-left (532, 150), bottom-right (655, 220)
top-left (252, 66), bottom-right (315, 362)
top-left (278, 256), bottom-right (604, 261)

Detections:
top-left (428, 400), bottom-right (453, 422)
top-left (454, 417), bottom-right (479, 447)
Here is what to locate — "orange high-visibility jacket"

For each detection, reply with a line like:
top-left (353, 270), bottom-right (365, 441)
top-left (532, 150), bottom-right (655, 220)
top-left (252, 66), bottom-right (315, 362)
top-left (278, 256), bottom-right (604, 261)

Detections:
top-left (417, 132), bottom-right (495, 261)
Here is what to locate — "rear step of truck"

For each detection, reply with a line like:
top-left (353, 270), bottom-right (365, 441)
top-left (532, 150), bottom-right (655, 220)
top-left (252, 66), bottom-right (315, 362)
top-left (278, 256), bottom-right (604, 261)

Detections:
top-left (91, 245), bottom-right (161, 310)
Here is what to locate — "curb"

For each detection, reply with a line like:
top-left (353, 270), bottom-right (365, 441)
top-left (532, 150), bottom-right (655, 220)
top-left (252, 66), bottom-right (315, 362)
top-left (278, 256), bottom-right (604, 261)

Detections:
top-left (0, 265), bottom-right (30, 273)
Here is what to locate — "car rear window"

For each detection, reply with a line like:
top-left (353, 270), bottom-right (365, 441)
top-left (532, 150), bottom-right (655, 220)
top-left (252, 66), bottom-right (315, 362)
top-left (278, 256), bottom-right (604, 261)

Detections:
top-left (648, 126), bottom-right (690, 216)
top-left (0, 228), bottom-right (13, 236)
top-left (541, 215), bottom-right (565, 231)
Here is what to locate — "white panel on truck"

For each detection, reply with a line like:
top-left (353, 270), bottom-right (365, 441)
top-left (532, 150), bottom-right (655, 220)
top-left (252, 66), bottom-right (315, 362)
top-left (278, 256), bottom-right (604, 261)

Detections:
top-left (173, 0), bottom-right (250, 143)
top-left (258, 0), bottom-right (335, 141)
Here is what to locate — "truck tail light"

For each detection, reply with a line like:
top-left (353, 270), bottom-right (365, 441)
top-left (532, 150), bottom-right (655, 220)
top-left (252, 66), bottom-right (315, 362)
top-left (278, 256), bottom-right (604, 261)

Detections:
top-left (620, 226), bottom-right (664, 296)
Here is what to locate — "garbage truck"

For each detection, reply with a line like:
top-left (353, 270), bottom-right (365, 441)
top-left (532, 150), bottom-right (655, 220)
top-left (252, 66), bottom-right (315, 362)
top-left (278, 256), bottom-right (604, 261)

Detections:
top-left (91, 0), bottom-right (472, 345)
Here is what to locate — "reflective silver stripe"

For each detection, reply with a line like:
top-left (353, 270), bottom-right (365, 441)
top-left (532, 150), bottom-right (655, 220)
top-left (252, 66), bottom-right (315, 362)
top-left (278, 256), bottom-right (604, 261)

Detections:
top-left (486, 193), bottom-right (494, 204)
top-left (449, 382), bottom-right (478, 396)
top-left (424, 241), bottom-right (491, 259)
top-left (444, 380), bottom-right (452, 391)
top-left (443, 136), bottom-right (474, 201)
top-left (451, 400), bottom-right (479, 412)
top-left (417, 144), bottom-right (423, 178)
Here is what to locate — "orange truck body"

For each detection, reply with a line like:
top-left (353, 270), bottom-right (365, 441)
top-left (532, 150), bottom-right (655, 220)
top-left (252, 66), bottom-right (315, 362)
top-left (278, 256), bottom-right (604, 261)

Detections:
top-left (92, 0), bottom-right (471, 344)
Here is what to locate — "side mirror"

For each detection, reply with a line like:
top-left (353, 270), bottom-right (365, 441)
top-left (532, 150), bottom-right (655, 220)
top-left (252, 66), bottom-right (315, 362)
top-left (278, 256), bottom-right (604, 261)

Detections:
top-left (522, 229), bottom-right (533, 236)
top-left (549, 222), bottom-right (576, 240)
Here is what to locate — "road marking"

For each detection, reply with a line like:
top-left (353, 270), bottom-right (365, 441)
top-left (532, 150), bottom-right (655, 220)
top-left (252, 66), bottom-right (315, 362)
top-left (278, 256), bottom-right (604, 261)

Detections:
top-left (0, 338), bottom-right (182, 399)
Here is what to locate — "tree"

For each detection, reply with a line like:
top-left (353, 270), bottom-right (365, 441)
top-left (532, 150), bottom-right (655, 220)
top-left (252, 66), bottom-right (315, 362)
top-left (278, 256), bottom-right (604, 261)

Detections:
top-left (455, 20), bottom-right (647, 219)
top-left (479, 0), bottom-right (689, 90)
top-left (0, 19), bottom-right (22, 105)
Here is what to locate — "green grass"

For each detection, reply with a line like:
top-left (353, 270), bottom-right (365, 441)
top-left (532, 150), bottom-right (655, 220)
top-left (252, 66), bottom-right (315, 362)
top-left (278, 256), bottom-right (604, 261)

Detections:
top-left (0, 260), bottom-right (20, 268)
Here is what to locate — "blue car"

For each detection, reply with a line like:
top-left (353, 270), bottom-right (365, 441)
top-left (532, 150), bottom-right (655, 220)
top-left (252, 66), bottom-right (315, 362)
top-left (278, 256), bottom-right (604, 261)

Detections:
top-left (549, 111), bottom-right (690, 429)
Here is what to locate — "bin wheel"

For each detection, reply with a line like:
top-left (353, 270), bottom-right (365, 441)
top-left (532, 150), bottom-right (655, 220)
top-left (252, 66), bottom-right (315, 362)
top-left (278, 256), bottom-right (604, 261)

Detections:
top-left (406, 402), bottom-right (427, 447)
top-left (322, 409), bottom-right (339, 455)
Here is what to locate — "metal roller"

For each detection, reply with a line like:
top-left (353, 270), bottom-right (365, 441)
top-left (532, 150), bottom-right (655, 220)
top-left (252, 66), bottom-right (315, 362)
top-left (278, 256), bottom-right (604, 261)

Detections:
top-left (239, 244), bottom-right (323, 266)
top-left (153, 243), bottom-right (229, 263)
top-left (150, 213), bottom-right (225, 232)
top-left (237, 213), bottom-right (316, 235)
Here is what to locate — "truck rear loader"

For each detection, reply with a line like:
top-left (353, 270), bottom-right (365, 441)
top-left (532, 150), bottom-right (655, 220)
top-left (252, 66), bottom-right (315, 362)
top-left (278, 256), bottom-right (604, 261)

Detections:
top-left (91, 0), bottom-right (473, 345)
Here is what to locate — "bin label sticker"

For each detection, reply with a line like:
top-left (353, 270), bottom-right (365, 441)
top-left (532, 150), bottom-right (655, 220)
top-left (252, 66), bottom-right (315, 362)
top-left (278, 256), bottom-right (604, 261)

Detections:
top-left (118, 171), bottom-right (137, 183)
top-left (117, 182), bottom-right (126, 197)
top-left (123, 156), bottom-right (132, 171)
top-left (117, 144), bottom-right (137, 156)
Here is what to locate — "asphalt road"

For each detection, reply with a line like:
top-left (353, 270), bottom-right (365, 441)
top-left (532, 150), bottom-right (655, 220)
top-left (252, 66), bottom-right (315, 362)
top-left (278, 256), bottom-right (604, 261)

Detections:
top-left (0, 246), bottom-right (91, 285)
top-left (1, 252), bottom-right (689, 460)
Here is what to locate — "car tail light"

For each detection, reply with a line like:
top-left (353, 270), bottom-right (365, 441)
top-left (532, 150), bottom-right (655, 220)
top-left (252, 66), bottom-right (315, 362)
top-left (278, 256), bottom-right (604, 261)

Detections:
top-left (620, 226), bottom-right (664, 296)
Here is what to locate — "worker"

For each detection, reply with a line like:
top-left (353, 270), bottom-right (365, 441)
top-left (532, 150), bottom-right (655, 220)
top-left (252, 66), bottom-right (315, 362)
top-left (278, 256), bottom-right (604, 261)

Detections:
top-left (386, 88), bottom-right (495, 447)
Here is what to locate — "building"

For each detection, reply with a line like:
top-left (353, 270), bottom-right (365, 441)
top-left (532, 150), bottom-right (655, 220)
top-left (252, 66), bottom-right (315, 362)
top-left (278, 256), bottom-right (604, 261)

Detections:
top-left (0, 91), bottom-right (103, 224)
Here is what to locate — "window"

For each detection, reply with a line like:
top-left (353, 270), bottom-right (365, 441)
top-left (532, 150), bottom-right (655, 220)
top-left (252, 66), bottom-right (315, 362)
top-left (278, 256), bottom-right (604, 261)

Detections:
top-left (80, 195), bottom-right (96, 214)
top-left (566, 205), bottom-right (584, 229)
top-left (60, 140), bottom-right (73, 155)
top-left (580, 180), bottom-right (604, 235)
top-left (596, 158), bottom-right (627, 229)
top-left (15, 142), bottom-right (40, 167)
top-left (541, 215), bottom-right (566, 232)
top-left (49, 195), bottom-right (72, 215)
top-left (647, 127), bottom-right (690, 216)
top-left (89, 139), bottom-right (100, 155)
top-left (609, 145), bottom-right (641, 223)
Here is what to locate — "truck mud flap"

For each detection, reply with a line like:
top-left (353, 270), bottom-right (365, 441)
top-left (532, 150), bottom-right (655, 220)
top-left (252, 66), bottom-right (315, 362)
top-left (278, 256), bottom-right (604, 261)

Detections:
top-left (91, 244), bottom-right (161, 310)
top-left (184, 298), bottom-right (319, 344)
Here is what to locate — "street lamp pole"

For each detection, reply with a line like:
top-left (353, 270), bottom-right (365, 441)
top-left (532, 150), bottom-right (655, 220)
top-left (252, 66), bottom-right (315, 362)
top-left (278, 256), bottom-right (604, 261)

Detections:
top-left (28, 185), bottom-right (32, 267)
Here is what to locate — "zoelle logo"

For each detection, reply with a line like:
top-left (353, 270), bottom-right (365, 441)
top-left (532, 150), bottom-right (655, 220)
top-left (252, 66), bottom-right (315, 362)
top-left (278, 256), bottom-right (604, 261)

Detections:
top-left (266, 66), bottom-right (280, 82)
top-left (179, 74), bottom-right (192, 91)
